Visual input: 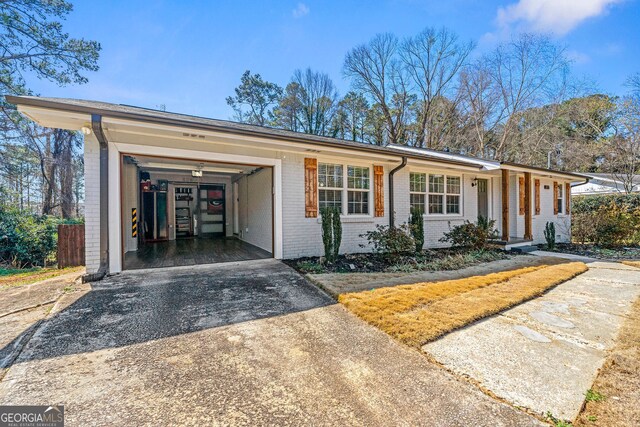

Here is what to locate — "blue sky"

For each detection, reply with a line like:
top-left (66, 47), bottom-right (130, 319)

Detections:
top-left (28, 0), bottom-right (640, 119)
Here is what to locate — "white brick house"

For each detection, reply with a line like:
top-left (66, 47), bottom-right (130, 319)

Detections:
top-left (8, 96), bottom-right (587, 278)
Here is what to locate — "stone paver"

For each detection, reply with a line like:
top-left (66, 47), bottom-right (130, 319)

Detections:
top-left (422, 262), bottom-right (640, 421)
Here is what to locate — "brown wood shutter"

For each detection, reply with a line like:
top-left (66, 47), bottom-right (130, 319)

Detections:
top-left (534, 179), bottom-right (541, 215)
top-left (374, 165), bottom-right (384, 217)
top-left (518, 176), bottom-right (525, 215)
top-left (553, 182), bottom-right (559, 215)
top-left (304, 158), bottom-right (318, 218)
top-left (565, 183), bottom-right (571, 214)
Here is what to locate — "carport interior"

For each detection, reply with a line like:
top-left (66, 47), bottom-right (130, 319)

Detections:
top-left (121, 154), bottom-right (273, 270)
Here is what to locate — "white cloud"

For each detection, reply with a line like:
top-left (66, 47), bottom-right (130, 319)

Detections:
top-left (496, 0), bottom-right (622, 35)
top-left (292, 3), bottom-right (310, 18)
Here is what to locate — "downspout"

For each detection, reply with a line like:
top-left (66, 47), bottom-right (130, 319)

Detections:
top-left (83, 114), bottom-right (109, 282)
top-left (388, 156), bottom-right (407, 228)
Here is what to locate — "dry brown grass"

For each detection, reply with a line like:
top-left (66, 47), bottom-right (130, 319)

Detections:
top-left (0, 266), bottom-right (84, 290)
top-left (575, 297), bottom-right (640, 427)
top-left (621, 260), bottom-right (640, 268)
top-left (339, 262), bottom-right (588, 348)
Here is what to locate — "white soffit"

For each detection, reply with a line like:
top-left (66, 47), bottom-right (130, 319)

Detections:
top-left (103, 117), bottom-right (479, 168)
top-left (18, 105), bottom-right (90, 131)
top-left (103, 117), bottom-right (400, 163)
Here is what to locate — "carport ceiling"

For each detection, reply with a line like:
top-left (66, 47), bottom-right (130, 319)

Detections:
top-left (126, 155), bottom-right (259, 177)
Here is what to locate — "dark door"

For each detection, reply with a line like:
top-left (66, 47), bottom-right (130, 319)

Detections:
top-left (199, 185), bottom-right (225, 237)
top-left (142, 191), bottom-right (168, 241)
top-left (477, 179), bottom-right (489, 219)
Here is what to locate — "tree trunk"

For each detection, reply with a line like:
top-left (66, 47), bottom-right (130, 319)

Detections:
top-left (59, 136), bottom-right (74, 218)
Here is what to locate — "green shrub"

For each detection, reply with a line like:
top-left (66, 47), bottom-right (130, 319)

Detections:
top-left (320, 206), bottom-right (342, 262)
top-left (295, 260), bottom-right (325, 274)
top-left (573, 193), bottom-right (640, 214)
top-left (387, 249), bottom-right (507, 273)
top-left (544, 222), bottom-right (556, 250)
top-left (0, 208), bottom-right (61, 268)
top-left (332, 208), bottom-right (342, 261)
top-left (439, 217), bottom-right (497, 249)
top-left (409, 209), bottom-right (424, 253)
top-left (360, 223), bottom-right (415, 257)
top-left (570, 199), bottom-right (640, 247)
top-left (593, 202), bottom-right (639, 246)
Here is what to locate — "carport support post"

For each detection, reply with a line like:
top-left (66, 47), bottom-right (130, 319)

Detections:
top-left (501, 169), bottom-right (509, 242)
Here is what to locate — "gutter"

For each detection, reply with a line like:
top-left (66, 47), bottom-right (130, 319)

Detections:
top-left (82, 114), bottom-right (109, 282)
top-left (388, 156), bottom-right (408, 228)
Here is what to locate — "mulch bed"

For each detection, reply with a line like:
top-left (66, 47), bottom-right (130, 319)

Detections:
top-left (539, 243), bottom-right (640, 260)
top-left (284, 248), bottom-right (509, 274)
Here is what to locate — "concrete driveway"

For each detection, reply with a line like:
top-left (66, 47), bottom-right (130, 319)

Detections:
top-left (0, 259), bottom-right (540, 426)
top-left (423, 261), bottom-right (640, 421)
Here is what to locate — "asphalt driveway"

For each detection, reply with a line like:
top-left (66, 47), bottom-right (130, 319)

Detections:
top-left (0, 259), bottom-right (540, 426)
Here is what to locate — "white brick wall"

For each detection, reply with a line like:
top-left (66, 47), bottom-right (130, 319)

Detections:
top-left (83, 134), bottom-right (101, 273)
top-left (509, 173), bottom-right (571, 245)
top-left (281, 154), bottom-right (391, 258)
top-left (421, 172), bottom-right (481, 249)
top-left (532, 176), bottom-right (571, 244)
top-left (492, 176), bottom-right (503, 236)
top-left (82, 130), bottom-right (574, 267)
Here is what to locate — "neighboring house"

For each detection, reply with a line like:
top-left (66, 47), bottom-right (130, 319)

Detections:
top-left (8, 96), bottom-right (587, 277)
top-left (571, 173), bottom-right (640, 196)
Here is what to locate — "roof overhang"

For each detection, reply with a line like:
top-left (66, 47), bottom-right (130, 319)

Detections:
top-left (500, 161), bottom-right (589, 182)
top-left (6, 95), bottom-right (480, 170)
top-left (7, 95), bottom-right (589, 181)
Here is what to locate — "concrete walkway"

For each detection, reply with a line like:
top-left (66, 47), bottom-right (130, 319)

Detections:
top-left (0, 260), bottom-right (541, 426)
top-left (0, 270), bottom-right (87, 375)
top-left (422, 261), bottom-right (640, 421)
top-left (529, 250), bottom-right (597, 263)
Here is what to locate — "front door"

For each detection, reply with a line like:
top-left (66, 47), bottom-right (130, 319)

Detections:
top-left (199, 184), bottom-right (225, 237)
top-left (477, 179), bottom-right (489, 219)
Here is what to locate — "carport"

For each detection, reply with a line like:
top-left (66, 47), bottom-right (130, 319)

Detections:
top-left (120, 154), bottom-right (274, 270)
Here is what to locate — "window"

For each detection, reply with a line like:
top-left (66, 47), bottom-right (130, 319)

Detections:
top-left (446, 176), bottom-right (461, 214)
top-left (318, 163), bottom-right (371, 215)
top-left (347, 166), bottom-right (369, 214)
top-left (318, 163), bottom-right (343, 210)
top-left (410, 172), bottom-right (461, 215)
top-left (557, 183), bottom-right (564, 214)
top-left (409, 172), bottom-right (426, 213)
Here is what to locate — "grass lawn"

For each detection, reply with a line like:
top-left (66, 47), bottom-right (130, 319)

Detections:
top-left (621, 260), bottom-right (640, 268)
top-left (574, 286), bottom-right (640, 426)
top-left (339, 262), bottom-right (588, 348)
top-left (0, 266), bottom-right (84, 290)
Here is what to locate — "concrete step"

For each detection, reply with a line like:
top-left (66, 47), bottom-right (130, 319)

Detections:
top-left (509, 245), bottom-right (538, 254)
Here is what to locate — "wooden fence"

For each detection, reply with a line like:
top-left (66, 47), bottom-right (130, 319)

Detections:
top-left (58, 224), bottom-right (85, 268)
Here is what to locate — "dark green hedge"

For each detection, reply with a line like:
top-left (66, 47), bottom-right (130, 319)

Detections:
top-left (0, 208), bottom-right (82, 268)
top-left (573, 193), bottom-right (640, 213)
top-left (571, 194), bottom-right (640, 246)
